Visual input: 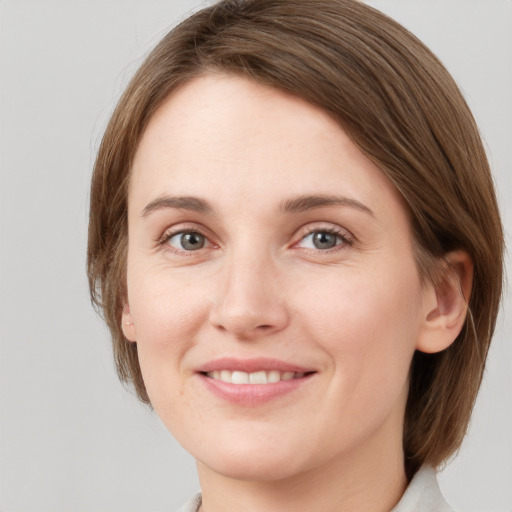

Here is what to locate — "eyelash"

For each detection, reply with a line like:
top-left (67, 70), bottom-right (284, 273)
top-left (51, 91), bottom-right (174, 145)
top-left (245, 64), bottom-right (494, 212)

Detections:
top-left (157, 225), bottom-right (354, 254)
top-left (295, 226), bottom-right (353, 252)
top-left (158, 227), bottom-right (211, 253)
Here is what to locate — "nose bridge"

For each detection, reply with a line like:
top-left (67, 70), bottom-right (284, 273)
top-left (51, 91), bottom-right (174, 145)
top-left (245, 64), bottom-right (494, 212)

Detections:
top-left (210, 239), bottom-right (289, 338)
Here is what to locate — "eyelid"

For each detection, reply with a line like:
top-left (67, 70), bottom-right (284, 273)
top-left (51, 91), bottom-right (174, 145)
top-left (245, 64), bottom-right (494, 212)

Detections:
top-left (167, 231), bottom-right (210, 250)
top-left (157, 223), bottom-right (216, 252)
top-left (155, 222), bottom-right (354, 254)
top-left (292, 223), bottom-right (355, 249)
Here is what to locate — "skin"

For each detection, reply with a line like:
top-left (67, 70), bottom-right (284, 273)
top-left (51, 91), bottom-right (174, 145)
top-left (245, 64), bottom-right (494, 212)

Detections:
top-left (122, 73), bottom-right (471, 512)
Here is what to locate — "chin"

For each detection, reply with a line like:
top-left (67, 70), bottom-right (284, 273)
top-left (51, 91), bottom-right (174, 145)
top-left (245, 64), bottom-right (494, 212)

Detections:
top-left (190, 434), bottom-right (314, 482)
top-left (200, 452), bottom-right (307, 482)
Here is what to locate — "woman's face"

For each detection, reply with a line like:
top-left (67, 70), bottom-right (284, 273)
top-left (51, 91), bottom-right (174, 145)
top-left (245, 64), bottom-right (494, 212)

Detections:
top-left (123, 73), bottom-right (435, 481)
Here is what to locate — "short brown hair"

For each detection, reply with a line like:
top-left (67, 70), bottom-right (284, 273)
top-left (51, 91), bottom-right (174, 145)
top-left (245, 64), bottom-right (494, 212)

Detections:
top-left (87, 0), bottom-right (504, 477)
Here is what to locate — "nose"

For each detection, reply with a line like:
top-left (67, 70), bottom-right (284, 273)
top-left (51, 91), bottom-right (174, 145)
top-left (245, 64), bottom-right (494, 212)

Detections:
top-left (209, 252), bottom-right (290, 340)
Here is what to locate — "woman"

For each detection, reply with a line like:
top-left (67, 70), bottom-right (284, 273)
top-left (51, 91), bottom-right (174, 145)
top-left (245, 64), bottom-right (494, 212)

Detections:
top-left (87, 1), bottom-right (504, 510)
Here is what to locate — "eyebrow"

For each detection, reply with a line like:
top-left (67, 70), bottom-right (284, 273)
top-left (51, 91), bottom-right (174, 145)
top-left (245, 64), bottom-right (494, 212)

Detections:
top-left (281, 194), bottom-right (374, 216)
top-left (141, 196), bottom-right (213, 217)
top-left (141, 193), bottom-right (374, 217)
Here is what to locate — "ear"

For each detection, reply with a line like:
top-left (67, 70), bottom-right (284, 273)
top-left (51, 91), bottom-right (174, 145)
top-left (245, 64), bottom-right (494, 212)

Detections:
top-left (121, 303), bottom-right (137, 342)
top-left (416, 250), bottom-right (473, 354)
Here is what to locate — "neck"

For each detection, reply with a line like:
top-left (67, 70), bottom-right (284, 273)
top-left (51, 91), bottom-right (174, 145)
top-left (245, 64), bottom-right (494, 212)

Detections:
top-left (196, 422), bottom-right (407, 512)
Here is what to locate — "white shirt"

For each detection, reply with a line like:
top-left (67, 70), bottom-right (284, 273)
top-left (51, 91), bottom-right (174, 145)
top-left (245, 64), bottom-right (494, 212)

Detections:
top-left (177, 466), bottom-right (454, 512)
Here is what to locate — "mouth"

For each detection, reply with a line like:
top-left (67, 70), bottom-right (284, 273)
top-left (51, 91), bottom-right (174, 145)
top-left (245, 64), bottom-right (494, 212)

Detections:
top-left (196, 358), bottom-right (316, 405)
top-left (202, 369), bottom-right (312, 385)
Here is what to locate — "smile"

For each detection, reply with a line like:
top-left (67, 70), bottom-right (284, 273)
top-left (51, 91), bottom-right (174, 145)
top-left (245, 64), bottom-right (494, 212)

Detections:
top-left (205, 370), bottom-right (306, 384)
top-left (197, 358), bottom-right (316, 405)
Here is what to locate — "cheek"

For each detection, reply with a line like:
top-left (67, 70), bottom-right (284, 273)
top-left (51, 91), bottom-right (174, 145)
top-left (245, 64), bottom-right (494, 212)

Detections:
top-left (299, 264), bottom-right (421, 337)
top-left (129, 264), bottom-right (210, 341)
top-left (296, 265), bottom-right (423, 394)
top-left (126, 267), bottom-right (211, 396)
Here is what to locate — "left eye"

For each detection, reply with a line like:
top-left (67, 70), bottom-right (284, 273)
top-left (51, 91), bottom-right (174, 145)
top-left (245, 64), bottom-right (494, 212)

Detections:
top-left (298, 230), bottom-right (344, 250)
top-left (166, 231), bottom-right (209, 251)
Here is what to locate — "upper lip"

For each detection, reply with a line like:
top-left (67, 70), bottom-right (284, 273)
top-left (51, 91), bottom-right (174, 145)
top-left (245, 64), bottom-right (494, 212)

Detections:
top-left (196, 357), bottom-right (315, 374)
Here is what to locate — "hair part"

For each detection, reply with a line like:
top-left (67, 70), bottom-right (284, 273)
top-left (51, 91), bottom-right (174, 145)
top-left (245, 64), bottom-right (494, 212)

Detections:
top-left (88, 0), bottom-right (504, 477)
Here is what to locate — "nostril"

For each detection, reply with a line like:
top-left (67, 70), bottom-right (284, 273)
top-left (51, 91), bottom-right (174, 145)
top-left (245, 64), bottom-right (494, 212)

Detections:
top-left (209, 299), bottom-right (290, 338)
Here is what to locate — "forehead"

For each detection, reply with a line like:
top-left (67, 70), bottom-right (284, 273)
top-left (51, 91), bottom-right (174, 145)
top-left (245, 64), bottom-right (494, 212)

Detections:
top-left (130, 73), bottom-right (403, 220)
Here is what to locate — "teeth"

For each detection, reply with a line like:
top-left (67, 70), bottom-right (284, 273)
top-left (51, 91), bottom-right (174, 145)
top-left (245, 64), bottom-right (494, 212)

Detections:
top-left (249, 371), bottom-right (267, 384)
top-left (232, 371), bottom-right (249, 384)
top-left (206, 369), bottom-right (307, 384)
top-left (267, 370), bottom-right (280, 383)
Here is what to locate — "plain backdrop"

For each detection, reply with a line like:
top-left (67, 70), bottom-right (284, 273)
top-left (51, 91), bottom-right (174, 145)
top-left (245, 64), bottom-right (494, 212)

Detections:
top-left (0, 1), bottom-right (511, 511)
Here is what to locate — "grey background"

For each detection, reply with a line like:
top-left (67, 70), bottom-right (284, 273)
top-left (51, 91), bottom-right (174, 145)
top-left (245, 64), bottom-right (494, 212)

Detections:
top-left (0, 1), bottom-right (510, 511)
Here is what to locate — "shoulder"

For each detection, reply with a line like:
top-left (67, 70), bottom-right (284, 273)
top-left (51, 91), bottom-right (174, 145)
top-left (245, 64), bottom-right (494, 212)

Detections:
top-left (176, 493), bottom-right (202, 512)
top-left (391, 466), bottom-right (454, 512)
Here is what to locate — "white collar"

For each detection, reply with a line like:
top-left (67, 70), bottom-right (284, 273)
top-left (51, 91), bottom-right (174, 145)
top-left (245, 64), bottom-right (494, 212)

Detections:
top-left (391, 466), bottom-right (454, 512)
top-left (178, 465), bottom-right (453, 512)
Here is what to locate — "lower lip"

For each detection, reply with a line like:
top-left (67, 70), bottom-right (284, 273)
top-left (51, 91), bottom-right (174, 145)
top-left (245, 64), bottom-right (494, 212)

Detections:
top-left (197, 373), bottom-right (315, 405)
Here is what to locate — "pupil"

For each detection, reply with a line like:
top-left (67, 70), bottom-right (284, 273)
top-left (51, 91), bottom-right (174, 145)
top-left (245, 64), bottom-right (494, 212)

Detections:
top-left (313, 231), bottom-right (337, 249)
top-left (181, 232), bottom-right (204, 250)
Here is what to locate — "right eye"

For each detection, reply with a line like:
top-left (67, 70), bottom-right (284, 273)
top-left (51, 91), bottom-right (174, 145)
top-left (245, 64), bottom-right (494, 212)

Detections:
top-left (165, 231), bottom-right (209, 251)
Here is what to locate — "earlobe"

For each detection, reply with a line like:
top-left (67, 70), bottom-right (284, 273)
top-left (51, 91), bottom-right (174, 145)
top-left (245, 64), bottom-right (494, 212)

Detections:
top-left (416, 250), bottom-right (473, 354)
top-left (121, 303), bottom-right (137, 342)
